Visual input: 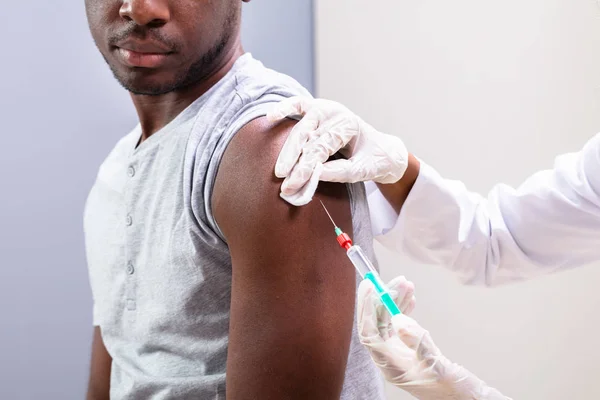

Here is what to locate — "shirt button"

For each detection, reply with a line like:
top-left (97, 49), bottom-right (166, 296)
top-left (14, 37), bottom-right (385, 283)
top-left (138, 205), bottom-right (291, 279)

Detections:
top-left (126, 215), bottom-right (133, 226)
top-left (126, 262), bottom-right (135, 275)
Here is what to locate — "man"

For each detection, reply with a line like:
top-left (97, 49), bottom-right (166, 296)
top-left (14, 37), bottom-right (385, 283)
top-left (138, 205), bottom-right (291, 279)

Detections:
top-left (83, 1), bottom-right (392, 399)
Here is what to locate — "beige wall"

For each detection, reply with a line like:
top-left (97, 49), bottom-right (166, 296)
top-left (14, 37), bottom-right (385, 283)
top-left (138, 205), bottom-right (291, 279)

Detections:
top-left (316, 1), bottom-right (600, 398)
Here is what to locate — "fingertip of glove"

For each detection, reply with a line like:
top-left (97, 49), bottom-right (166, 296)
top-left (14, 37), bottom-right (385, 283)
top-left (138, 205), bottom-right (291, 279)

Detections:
top-left (390, 314), bottom-right (409, 330)
top-left (358, 278), bottom-right (375, 293)
top-left (280, 179), bottom-right (296, 195)
top-left (274, 163), bottom-right (289, 179)
top-left (391, 313), bottom-right (420, 335)
top-left (279, 190), bottom-right (312, 207)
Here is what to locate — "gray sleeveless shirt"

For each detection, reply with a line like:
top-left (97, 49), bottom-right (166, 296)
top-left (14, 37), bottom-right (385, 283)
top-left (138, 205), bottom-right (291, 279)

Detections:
top-left (84, 53), bottom-right (385, 400)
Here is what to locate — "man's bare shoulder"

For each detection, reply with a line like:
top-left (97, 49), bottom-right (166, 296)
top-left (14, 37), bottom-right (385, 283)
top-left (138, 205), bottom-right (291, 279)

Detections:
top-left (212, 116), bottom-right (352, 243)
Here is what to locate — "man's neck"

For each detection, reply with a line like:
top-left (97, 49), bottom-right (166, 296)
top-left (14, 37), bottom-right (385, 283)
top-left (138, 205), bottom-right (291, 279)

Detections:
top-left (131, 43), bottom-right (245, 142)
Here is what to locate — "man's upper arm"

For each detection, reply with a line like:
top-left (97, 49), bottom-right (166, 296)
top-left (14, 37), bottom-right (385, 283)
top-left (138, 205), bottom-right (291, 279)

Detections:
top-left (213, 117), bottom-right (357, 399)
top-left (86, 327), bottom-right (112, 400)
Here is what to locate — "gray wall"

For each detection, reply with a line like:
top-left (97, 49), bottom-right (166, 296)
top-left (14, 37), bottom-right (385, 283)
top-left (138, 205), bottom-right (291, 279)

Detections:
top-left (0, 2), bottom-right (313, 399)
top-left (241, 1), bottom-right (314, 92)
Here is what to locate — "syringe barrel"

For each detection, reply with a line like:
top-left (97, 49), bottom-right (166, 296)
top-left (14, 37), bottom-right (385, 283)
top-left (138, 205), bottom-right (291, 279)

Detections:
top-left (346, 245), bottom-right (401, 316)
top-left (346, 245), bottom-right (377, 278)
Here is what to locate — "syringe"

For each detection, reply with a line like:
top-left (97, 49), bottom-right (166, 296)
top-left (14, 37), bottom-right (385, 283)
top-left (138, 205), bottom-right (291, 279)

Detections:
top-left (319, 201), bottom-right (401, 317)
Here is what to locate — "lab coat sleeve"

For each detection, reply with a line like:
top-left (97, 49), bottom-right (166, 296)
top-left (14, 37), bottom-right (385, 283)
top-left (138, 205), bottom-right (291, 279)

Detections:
top-left (370, 133), bottom-right (600, 286)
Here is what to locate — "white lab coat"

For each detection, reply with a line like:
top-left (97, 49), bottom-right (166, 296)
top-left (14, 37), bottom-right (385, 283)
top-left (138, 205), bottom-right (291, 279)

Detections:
top-left (367, 133), bottom-right (600, 286)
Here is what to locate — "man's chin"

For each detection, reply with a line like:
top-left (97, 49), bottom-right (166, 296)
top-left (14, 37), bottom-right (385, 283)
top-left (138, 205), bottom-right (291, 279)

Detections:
top-left (124, 83), bottom-right (177, 96)
top-left (111, 68), bottom-right (180, 96)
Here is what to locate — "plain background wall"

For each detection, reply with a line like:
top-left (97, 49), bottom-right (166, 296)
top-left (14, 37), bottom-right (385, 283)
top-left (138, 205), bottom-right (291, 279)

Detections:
top-left (316, 0), bottom-right (600, 399)
top-left (0, 1), bottom-right (313, 398)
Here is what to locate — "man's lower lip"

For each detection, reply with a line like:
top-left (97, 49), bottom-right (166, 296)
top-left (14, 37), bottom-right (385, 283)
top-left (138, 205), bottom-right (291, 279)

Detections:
top-left (116, 48), bottom-right (171, 68)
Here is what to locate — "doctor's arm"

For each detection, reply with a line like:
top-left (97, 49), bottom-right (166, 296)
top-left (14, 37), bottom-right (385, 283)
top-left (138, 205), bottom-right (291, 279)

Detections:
top-left (374, 133), bottom-right (600, 285)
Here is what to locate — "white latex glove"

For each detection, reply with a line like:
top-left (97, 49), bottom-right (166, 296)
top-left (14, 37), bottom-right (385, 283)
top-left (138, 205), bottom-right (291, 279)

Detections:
top-left (358, 278), bottom-right (511, 400)
top-left (267, 97), bottom-right (409, 206)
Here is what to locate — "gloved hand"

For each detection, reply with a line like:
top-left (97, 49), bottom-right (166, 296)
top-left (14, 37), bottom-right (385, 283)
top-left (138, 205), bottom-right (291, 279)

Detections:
top-left (358, 278), bottom-right (511, 400)
top-left (267, 97), bottom-right (409, 206)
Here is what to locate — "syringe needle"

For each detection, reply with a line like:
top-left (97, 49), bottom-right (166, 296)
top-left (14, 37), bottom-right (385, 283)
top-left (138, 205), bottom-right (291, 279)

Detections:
top-left (319, 200), bottom-right (338, 228)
